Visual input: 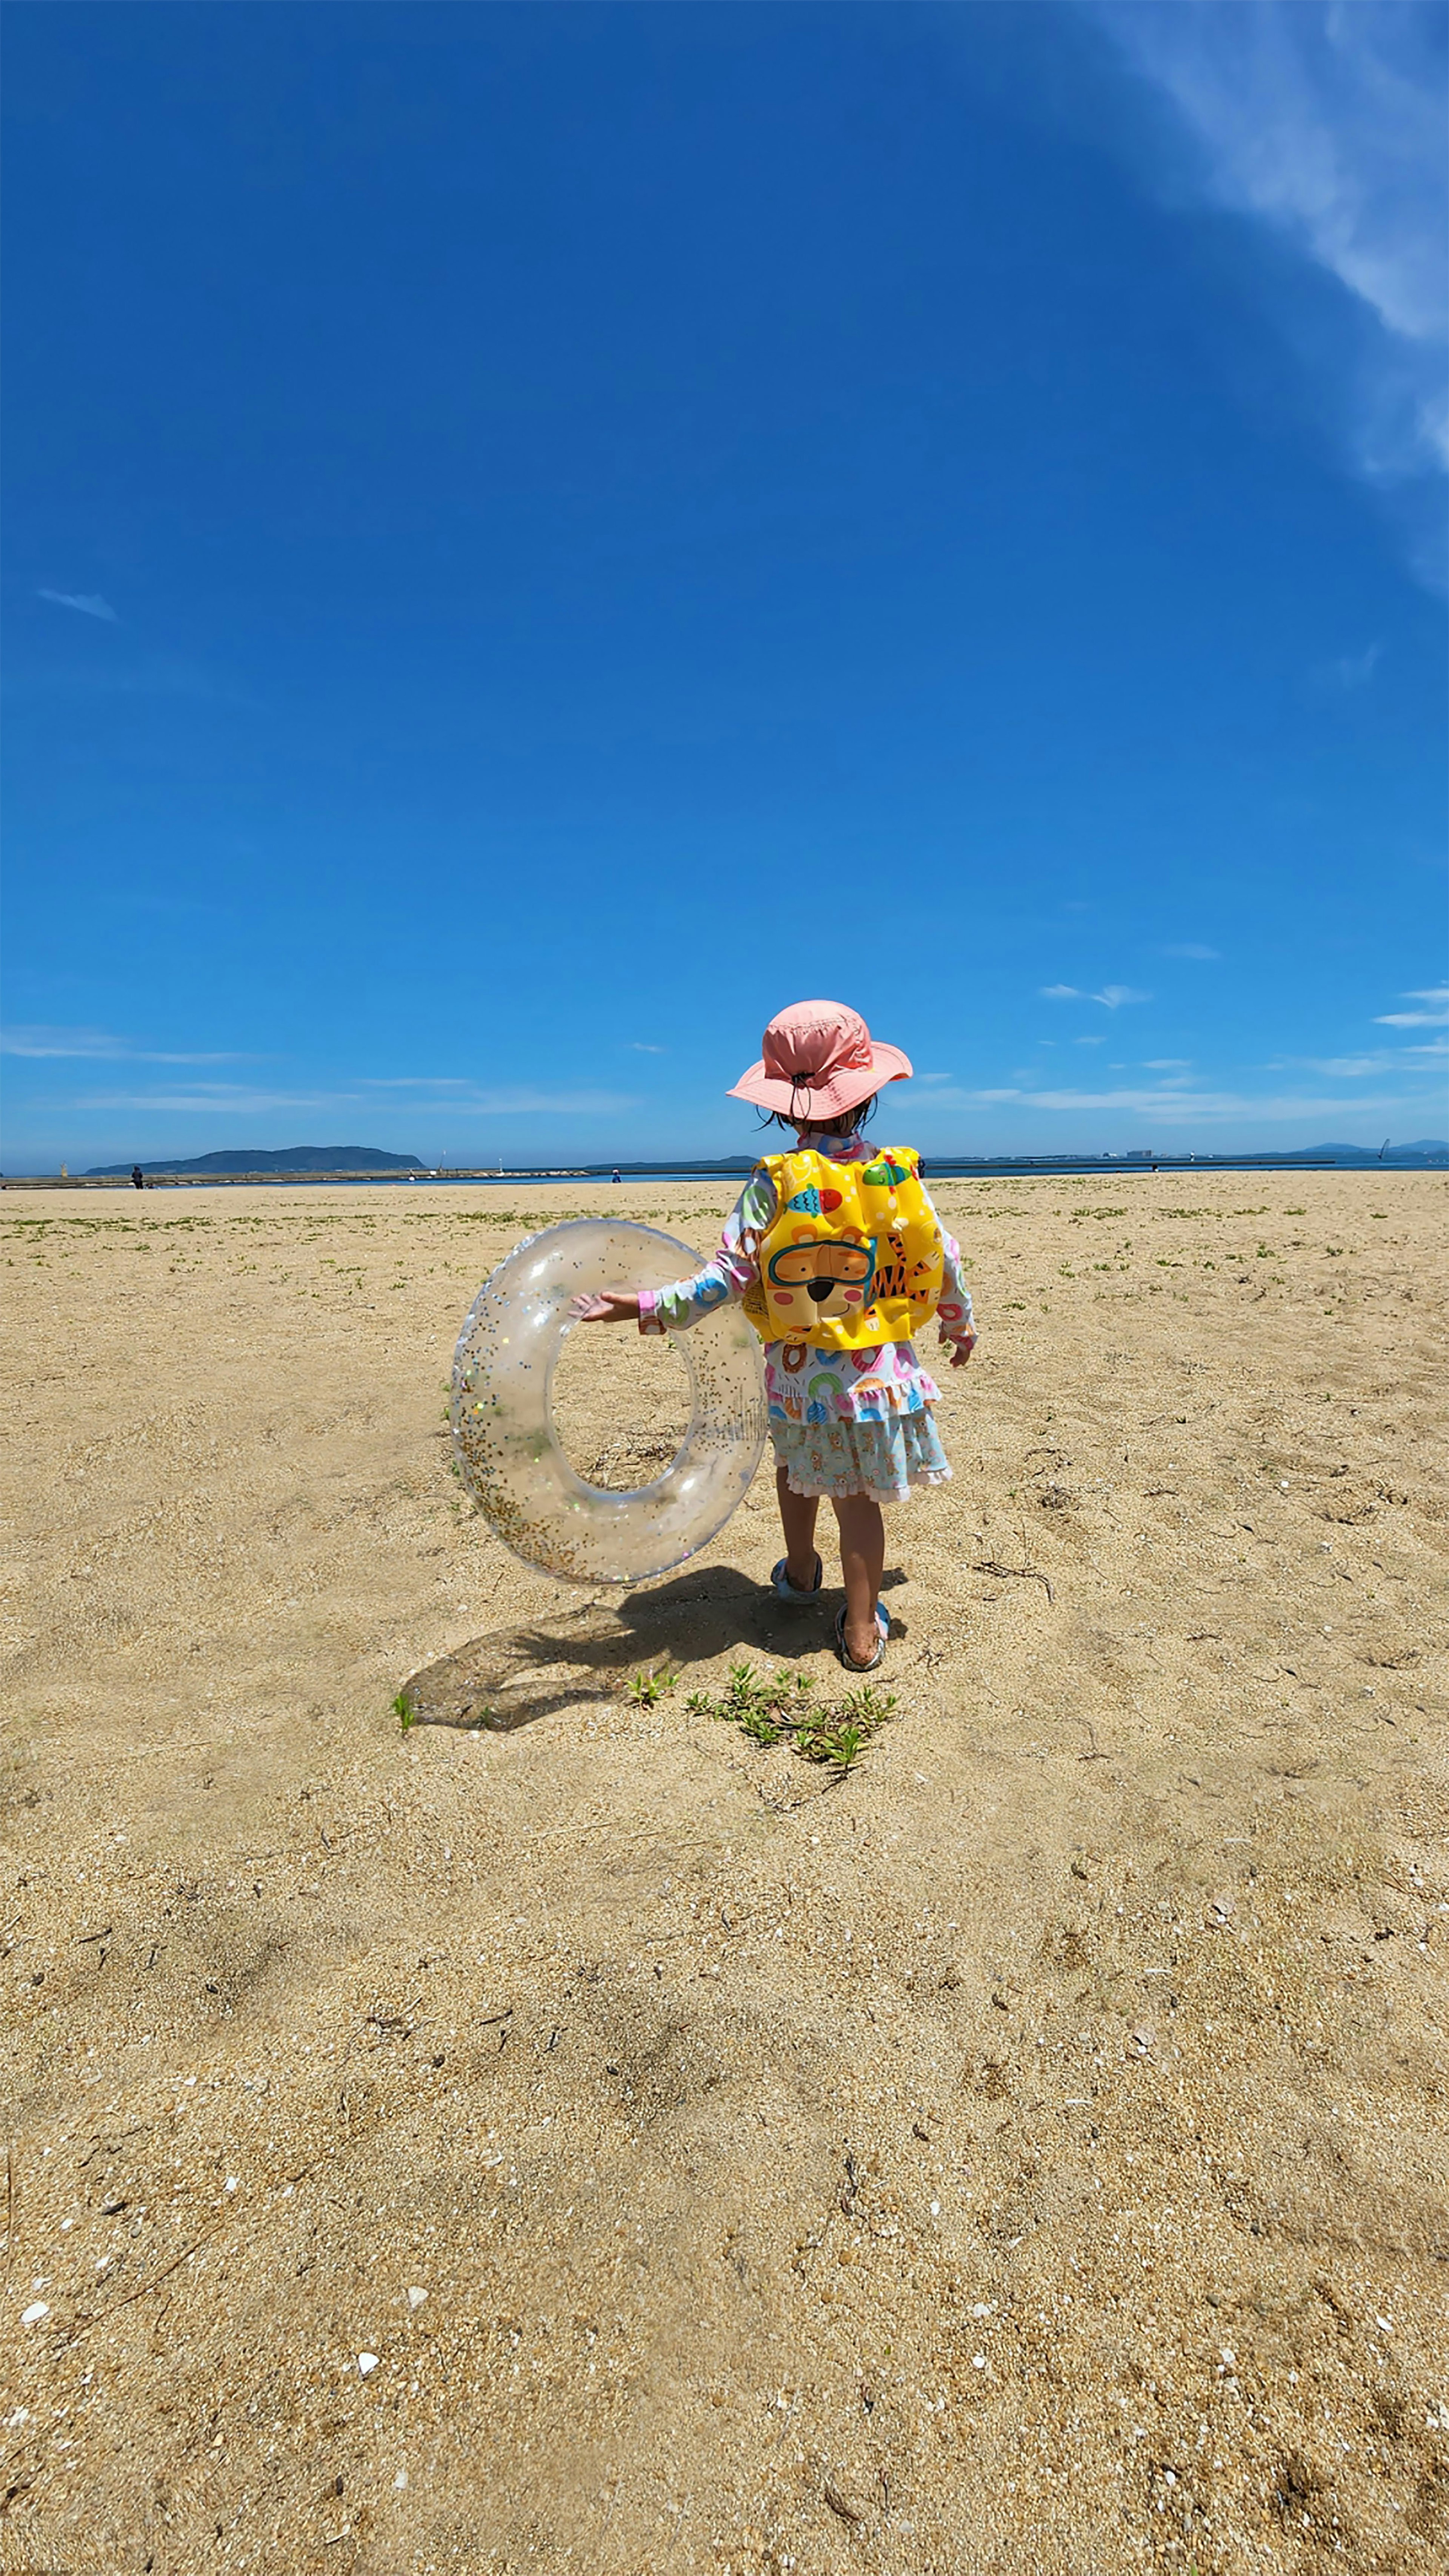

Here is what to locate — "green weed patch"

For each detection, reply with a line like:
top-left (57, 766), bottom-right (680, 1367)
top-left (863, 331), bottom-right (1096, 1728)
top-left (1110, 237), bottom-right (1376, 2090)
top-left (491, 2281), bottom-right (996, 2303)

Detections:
top-left (689, 1660), bottom-right (897, 1770)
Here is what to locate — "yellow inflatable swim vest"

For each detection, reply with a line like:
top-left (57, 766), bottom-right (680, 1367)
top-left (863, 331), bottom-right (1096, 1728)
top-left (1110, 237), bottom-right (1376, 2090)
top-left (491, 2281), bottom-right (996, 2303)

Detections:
top-left (741, 1146), bottom-right (945, 1352)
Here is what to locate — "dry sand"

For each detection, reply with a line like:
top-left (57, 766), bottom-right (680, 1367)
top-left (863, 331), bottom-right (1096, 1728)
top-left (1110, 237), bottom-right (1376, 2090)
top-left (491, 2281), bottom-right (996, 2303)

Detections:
top-left (2, 1172), bottom-right (1446, 2576)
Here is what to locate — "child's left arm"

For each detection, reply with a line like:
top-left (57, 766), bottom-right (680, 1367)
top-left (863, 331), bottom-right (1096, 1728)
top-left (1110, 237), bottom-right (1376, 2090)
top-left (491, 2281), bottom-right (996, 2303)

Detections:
top-left (923, 1191), bottom-right (976, 1368)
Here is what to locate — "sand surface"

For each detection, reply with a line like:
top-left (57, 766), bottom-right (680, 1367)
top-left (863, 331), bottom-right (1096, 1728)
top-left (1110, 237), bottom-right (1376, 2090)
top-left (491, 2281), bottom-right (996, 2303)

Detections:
top-left (2, 1173), bottom-right (1446, 2576)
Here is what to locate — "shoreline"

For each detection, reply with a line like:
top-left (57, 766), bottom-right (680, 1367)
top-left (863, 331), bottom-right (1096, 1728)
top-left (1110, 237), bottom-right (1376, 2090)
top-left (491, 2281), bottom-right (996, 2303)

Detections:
top-left (4, 1148), bottom-right (1445, 1191)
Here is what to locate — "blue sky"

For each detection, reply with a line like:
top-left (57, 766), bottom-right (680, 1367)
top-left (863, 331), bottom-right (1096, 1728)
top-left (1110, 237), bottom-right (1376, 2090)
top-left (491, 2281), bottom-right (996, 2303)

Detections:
top-left (3, 0), bottom-right (1444, 1170)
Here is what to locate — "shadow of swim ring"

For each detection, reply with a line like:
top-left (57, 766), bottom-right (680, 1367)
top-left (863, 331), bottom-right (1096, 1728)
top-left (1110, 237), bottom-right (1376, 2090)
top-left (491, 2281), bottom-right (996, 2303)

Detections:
top-left (451, 1219), bottom-right (768, 1586)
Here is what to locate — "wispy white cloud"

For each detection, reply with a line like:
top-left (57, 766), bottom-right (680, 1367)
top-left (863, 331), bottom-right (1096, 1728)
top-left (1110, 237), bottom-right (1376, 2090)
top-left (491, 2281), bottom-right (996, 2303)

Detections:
top-left (1268, 1033), bottom-right (1449, 1074)
top-left (75, 1086), bottom-right (365, 1116)
top-left (443, 1090), bottom-right (638, 1116)
top-left (358, 1076), bottom-right (644, 1113)
top-left (2, 1024), bottom-right (245, 1063)
top-left (1144, 1058), bottom-right (1192, 1069)
top-left (37, 587), bottom-right (118, 623)
top-left (628, 1042), bottom-right (668, 1054)
top-left (1375, 984), bottom-right (1449, 1027)
top-left (1292, 1048), bottom-right (1445, 1076)
top-left (1040, 982), bottom-right (1150, 1008)
top-left (1160, 942), bottom-right (1220, 960)
top-left (75, 1081), bottom-right (638, 1118)
top-left (1084, 0), bottom-right (1447, 550)
top-left (1074, 1034), bottom-right (1107, 1046)
top-left (1321, 639), bottom-right (1385, 689)
top-left (961, 1084), bottom-right (1438, 1123)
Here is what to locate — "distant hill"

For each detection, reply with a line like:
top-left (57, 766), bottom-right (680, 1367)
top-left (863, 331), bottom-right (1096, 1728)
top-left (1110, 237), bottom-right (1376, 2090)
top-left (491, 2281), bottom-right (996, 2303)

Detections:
top-left (1309, 1142), bottom-right (1447, 1160)
top-left (86, 1145), bottom-right (425, 1176)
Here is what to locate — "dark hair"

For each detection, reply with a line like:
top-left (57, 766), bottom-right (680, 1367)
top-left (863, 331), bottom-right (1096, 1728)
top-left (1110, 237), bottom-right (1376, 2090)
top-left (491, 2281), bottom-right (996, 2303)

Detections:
top-left (758, 1093), bottom-right (877, 1137)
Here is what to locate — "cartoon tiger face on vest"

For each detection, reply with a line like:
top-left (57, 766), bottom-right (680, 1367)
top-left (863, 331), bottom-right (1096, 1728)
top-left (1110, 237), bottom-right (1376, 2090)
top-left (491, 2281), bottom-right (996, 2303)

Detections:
top-left (764, 1233), bottom-right (876, 1331)
top-left (742, 1146), bottom-right (944, 1351)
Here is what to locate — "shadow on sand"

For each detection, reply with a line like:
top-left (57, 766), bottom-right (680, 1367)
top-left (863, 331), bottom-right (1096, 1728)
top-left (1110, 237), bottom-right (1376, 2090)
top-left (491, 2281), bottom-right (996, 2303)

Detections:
top-left (397, 1562), bottom-right (909, 1732)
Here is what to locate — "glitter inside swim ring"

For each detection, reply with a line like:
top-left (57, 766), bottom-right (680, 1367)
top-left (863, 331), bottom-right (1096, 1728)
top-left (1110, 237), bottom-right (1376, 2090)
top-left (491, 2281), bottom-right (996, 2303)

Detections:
top-left (451, 1219), bottom-right (768, 1586)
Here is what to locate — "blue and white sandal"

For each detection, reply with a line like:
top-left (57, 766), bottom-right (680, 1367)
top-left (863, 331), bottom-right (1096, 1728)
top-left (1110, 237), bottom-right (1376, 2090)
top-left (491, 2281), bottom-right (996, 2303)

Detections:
top-left (771, 1553), bottom-right (823, 1607)
top-left (835, 1601), bottom-right (890, 1674)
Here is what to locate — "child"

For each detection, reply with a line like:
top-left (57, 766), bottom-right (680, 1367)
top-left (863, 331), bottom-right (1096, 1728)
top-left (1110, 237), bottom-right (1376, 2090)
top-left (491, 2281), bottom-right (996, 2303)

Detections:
top-left (574, 1000), bottom-right (975, 1672)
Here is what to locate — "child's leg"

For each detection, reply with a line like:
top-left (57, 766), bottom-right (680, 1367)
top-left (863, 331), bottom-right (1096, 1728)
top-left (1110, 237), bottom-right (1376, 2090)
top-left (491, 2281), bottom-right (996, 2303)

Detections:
top-left (775, 1458), bottom-right (821, 1591)
top-left (832, 1492), bottom-right (886, 1668)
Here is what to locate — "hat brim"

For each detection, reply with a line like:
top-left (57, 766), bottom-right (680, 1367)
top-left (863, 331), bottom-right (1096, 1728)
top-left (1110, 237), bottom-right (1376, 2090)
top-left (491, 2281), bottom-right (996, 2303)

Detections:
top-left (727, 1041), bottom-right (912, 1118)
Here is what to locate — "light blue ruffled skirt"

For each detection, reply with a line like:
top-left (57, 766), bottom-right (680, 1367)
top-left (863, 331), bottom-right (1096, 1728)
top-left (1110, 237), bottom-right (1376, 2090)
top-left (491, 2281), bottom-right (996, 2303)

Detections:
top-left (770, 1410), bottom-right (952, 1504)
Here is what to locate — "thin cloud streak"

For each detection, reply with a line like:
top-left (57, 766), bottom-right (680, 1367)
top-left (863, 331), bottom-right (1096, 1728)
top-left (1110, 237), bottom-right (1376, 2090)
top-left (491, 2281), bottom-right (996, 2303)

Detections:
top-left (1293, 1042), bottom-right (1449, 1075)
top-left (957, 1084), bottom-right (1441, 1122)
top-left (443, 1090), bottom-right (640, 1116)
top-left (1039, 983), bottom-right (1151, 1008)
top-left (2, 1025), bottom-right (246, 1063)
top-left (75, 1088), bottom-right (370, 1116)
top-left (1376, 985), bottom-right (1449, 1028)
top-left (37, 587), bottom-right (119, 622)
top-left (73, 1083), bottom-right (639, 1117)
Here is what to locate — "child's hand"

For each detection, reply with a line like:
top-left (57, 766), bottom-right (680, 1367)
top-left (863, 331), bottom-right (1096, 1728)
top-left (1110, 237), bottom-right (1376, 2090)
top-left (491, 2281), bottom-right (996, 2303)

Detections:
top-left (569, 1290), bottom-right (641, 1325)
top-left (946, 1333), bottom-right (976, 1368)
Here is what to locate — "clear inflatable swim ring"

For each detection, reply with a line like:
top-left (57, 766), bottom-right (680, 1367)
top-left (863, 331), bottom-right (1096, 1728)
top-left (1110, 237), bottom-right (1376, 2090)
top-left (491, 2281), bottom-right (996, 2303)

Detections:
top-left (451, 1219), bottom-right (768, 1586)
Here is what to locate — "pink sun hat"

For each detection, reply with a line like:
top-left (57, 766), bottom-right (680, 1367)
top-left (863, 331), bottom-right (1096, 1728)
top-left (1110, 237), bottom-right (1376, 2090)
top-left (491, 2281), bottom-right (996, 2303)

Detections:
top-left (727, 1000), bottom-right (913, 1120)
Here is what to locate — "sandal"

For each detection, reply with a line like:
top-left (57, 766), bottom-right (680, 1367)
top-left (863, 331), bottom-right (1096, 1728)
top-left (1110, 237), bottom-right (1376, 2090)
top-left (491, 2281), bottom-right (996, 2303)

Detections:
top-left (835, 1601), bottom-right (890, 1674)
top-left (772, 1553), bottom-right (823, 1606)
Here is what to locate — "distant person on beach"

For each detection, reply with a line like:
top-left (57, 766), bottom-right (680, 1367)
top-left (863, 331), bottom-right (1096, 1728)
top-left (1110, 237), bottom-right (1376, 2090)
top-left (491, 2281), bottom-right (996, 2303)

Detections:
top-left (574, 1000), bottom-right (975, 1672)
top-left (612, 1168), bottom-right (622, 1183)
top-left (131, 1165), bottom-right (145, 1191)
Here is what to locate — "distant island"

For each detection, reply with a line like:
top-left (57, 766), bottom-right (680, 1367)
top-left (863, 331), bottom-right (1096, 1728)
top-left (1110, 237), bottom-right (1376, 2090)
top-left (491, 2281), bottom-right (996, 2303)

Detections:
top-left (86, 1145), bottom-right (426, 1176)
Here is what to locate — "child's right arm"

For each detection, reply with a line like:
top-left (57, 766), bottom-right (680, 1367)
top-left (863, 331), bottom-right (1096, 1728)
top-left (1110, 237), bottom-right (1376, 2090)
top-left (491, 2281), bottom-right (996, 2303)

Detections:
top-left (571, 1170), bottom-right (776, 1333)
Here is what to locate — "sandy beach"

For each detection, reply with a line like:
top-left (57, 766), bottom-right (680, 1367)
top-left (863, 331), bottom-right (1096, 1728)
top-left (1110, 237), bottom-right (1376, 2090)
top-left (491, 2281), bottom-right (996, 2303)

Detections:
top-left (2, 1171), bottom-right (1446, 2576)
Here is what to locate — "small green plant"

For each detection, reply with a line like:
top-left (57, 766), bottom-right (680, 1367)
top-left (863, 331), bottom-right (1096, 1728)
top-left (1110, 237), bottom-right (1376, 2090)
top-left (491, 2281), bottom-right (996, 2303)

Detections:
top-left (394, 1692), bottom-right (415, 1730)
top-left (694, 1662), bottom-right (896, 1771)
top-left (802, 1722), bottom-right (864, 1769)
top-left (627, 1666), bottom-right (678, 1707)
top-left (841, 1682), bottom-right (897, 1728)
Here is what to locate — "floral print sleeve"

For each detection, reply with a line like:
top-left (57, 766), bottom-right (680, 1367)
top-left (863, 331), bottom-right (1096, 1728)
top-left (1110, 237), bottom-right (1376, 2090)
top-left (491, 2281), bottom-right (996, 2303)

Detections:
top-left (932, 1211), bottom-right (976, 1351)
top-left (636, 1170), bottom-right (777, 1335)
